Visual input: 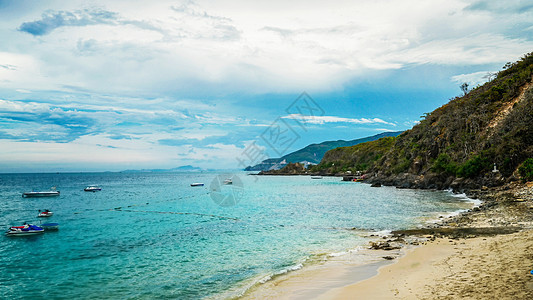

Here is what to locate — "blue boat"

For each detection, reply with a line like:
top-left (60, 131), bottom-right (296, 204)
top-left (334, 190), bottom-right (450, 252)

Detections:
top-left (6, 224), bottom-right (44, 236)
top-left (41, 223), bottom-right (59, 231)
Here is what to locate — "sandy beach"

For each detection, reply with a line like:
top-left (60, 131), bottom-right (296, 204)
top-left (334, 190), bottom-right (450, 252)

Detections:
top-left (321, 230), bottom-right (533, 299)
top-left (243, 183), bottom-right (533, 299)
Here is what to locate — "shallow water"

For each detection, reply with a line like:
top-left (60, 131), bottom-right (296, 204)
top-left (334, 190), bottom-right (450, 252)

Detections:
top-left (0, 172), bottom-right (474, 299)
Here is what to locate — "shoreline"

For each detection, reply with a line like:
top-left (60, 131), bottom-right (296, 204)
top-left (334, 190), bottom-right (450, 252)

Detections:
top-left (319, 229), bottom-right (533, 299)
top-left (241, 181), bottom-right (533, 299)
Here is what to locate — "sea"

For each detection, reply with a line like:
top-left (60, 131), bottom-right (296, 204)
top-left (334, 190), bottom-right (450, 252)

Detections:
top-left (0, 172), bottom-right (477, 299)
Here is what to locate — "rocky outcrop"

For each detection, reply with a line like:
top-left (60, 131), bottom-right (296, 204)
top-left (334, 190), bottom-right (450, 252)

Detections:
top-left (258, 162), bottom-right (307, 175)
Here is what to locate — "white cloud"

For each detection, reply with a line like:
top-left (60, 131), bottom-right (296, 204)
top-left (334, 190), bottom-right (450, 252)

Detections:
top-left (2, 0), bottom-right (533, 95)
top-left (2, 0), bottom-right (533, 171)
top-left (282, 114), bottom-right (396, 126)
top-left (451, 70), bottom-right (497, 87)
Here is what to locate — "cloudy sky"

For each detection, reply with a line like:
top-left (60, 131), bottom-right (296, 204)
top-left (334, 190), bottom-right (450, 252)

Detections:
top-left (0, 0), bottom-right (532, 172)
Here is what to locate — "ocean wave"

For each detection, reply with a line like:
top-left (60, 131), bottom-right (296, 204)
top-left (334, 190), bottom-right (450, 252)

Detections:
top-left (423, 191), bottom-right (482, 225)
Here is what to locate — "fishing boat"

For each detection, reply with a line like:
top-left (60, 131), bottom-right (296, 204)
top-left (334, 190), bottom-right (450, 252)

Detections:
top-left (41, 223), bottom-right (59, 231)
top-left (6, 224), bottom-right (44, 236)
top-left (38, 209), bottom-right (53, 217)
top-left (190, 183), bottom-right (204, 187)
top-left (84, 185), bottom-right (102, 192)
top-left (22, 190), bottom-right (60, 198)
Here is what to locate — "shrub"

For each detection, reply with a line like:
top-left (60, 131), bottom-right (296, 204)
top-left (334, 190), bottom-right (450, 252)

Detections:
top-left (393, 158), bottom-right (410, 174)
top-left (518, 158), bottom-right (533, 182)
top-left (457, 155), bottom-right (491, 178)
top-left (431, 153), bottom-right (458, 175)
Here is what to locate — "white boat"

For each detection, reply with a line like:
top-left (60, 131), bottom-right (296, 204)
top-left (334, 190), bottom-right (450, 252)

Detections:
top-left (22, 190), bottom-right (60, 198)
top-left (190, 183), bottom-right (204, 187)
top-left (6, 224), bottom-right (44, 236)
top-left (84, 185), bottom-right (102, 192)
top-left (38, 210), bottom-right (53, 217)
top-left (223, 179), bottom-right (233, 185)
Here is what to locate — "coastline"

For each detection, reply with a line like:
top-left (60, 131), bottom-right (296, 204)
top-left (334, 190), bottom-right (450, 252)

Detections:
top-left (241, 181), bottom-right (533, 299)
top-left (320, 229), bottom-right (533, 299)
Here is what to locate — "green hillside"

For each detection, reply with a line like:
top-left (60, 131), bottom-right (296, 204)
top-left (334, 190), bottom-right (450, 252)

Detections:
top-left (315, 52), bottom-right (533, 189)
top-left (245, 131), bottom-right (402, 171)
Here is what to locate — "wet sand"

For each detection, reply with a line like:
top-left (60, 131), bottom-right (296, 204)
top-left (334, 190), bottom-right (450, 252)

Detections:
top-left (321, 230), bottom-right (533, 299)
top-left (242, 183), bottom-right (533, 299)
top-left (242, 247), bottom-right (400, 299)
top-left (243, 230), bottom-right (533, 299)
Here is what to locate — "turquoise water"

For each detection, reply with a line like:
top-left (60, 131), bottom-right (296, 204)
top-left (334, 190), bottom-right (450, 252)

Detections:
top-left (0, 172), bottom-right (474, 299)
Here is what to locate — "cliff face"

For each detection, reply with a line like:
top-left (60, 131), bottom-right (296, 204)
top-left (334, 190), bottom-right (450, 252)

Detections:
top-left (317, 52), bottom-right (533, 190)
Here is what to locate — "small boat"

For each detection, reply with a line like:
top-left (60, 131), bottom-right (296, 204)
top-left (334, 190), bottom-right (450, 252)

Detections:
top-left (22, 190), bottom-right (60, 198)
top-left (84, 185), bottom-right (102, 192)
top-left (38, 209), bottom-right (53, 217)
top-left (41, 223), bottom-right (59, 231)
top-left (311, 176), bottom-right (323, 179)
top-left (223, 179), bottom-right (232, 185)
top-left (190, 183), bottom-right (204, 187)
top-left (6, 224), bottom-right (44, 236)
top-left (352, 175), bottom-right (366, 182)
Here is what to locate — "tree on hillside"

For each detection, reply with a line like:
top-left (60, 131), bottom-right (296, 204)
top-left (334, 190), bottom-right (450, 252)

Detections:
top-left (460, 82), bottom-right (470, 96)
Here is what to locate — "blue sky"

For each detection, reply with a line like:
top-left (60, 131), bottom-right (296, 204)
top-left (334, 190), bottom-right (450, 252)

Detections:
top-left (1, 0), bottom-right (532, 172)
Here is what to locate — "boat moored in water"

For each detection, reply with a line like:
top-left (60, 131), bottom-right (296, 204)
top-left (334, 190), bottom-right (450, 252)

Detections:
top-left (190, 183), bottom-right (204, 187)
top-left (84, 185), bottom-right (102, 192)
top-left (41, 223), bottom-right (59, 231)
top-left (38, 210), bottom-right (53, 217)
top-left (22, 190), bottom-right (60, 198)
top-left (6, 224), bottom-right (44, 236)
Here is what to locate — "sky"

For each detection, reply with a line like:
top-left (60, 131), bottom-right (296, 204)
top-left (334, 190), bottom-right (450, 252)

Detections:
top-left (0, 0), bottom-right (532, 172)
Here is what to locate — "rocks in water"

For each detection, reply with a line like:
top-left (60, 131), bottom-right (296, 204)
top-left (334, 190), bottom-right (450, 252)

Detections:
top-left (382, 256), bottom-right (395, 260)
top-left (369, 241), bottom-right (401, 251)
top-left (371, 182), bottom-right (382, 187)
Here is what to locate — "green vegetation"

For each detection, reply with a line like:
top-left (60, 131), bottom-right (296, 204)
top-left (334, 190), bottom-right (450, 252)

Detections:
top-left (316, 51), bottom-right (533, 186)
top-left (431, 153), bottom-right (457, 175)
top-left (518, 158), bottom-right (533, 182)
top-left (456, 155), bottom-right (491, 178)
top-left (311, 136), bottom-right (396, 174)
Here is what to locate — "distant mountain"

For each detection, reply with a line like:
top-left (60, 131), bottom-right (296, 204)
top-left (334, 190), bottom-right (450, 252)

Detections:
top-left (245, 131), bottom-right (403, 171)
top-left (122, 165), bottom-right (204, 173)
top-left (174, 165), bottom-right (203, 171)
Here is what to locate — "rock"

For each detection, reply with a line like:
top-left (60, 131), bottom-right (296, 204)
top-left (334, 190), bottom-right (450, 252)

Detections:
top-left (383, 256), bottom-right (395, 260)
top-left (371, 182), bottom-right (382, 187)
top-left (369, 241), bottom-right (401, 250)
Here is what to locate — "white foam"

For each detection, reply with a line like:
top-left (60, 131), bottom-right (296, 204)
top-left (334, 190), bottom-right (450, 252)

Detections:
top-left (328, 251), bottom-right (348, 257)
top-left (371, 229), bottom-right (392, 237)
top-left (258, 275), bottom-right (272, 284)
top-left (425, 191), bottom-right (483, 224)
top-left (446, 190), bottom-right (482, 206)
top-left (257, 262), bottom-right (304, 284)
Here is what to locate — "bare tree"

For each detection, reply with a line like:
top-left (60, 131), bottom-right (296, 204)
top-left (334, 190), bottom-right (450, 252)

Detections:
top-left (483, 72), bottom-right (497, 82)
top-left (460, 82), bottom-right (469, 96)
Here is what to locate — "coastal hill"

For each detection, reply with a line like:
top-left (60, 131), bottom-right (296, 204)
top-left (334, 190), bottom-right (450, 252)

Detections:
top-left (312, 52), bottom-right (533, 190)
top-left (245, 131), bottom-right (403, 171)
